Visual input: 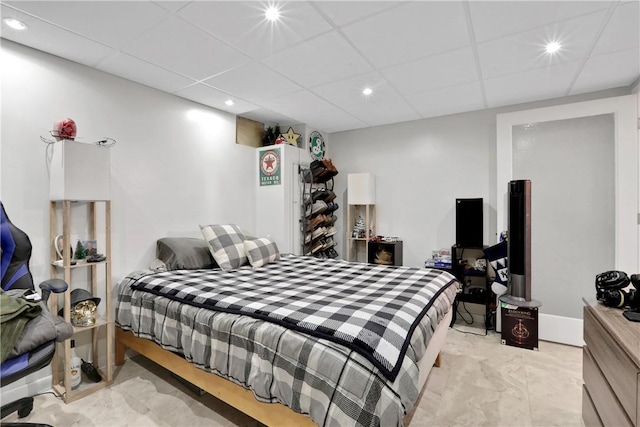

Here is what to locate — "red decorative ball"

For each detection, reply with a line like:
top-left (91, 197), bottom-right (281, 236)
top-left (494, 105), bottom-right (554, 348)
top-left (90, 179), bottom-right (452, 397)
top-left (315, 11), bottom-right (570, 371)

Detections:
top-left (53, 118), bottom-right (77, 141)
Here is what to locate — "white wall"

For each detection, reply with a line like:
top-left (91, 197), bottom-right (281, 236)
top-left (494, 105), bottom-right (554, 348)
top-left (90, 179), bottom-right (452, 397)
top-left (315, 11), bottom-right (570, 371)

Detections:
top-left (330, 87), bottom-right (633, 270)
top-left (1, 40), bottom-right (257, 287)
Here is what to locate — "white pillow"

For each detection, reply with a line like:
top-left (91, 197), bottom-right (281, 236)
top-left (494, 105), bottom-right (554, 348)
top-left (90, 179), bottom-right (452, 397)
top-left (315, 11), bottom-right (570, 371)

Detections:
top-left (244, 237), bottom-right (280, 268)
top-left (200, 224), bottom-right (247, 270)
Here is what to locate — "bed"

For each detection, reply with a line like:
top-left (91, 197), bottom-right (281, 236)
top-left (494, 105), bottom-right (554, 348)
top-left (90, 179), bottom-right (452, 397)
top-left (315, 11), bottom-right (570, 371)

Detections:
top-left (114, 232), bottom-right (458, 427)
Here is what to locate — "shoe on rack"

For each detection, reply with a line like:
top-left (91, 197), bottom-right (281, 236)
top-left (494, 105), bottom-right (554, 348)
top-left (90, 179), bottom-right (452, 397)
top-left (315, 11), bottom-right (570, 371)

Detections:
top-left (312, 188), bottom-right (328, 201)
top-left (311, 160), bottom-right (328, 179)
top-left (324, 190), bottom-right (336, 202)
top-left (311, 240), bottom-right (324, 254)
top-left (311, 200), bottom-right (328, 215)
top-left (325, 226), bottom-right (337, 237)
top-left (305, 215), bottom-right (324, 231)
top-left (312, 227), bottom-right (327, 240)
top-left (325, 202), bottom-right (339, 213)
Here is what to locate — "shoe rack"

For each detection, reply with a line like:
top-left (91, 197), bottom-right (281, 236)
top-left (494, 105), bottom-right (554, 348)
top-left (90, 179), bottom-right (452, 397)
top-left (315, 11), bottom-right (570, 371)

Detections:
top-left (300, 159), bottom-right (339, 258)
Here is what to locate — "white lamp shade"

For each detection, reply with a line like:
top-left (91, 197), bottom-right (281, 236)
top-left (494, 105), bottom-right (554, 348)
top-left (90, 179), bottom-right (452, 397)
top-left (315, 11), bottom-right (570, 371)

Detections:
top-left (348, 173), bottom-right (375, 205)
top-left (49, 141), bottom-right (111, 200)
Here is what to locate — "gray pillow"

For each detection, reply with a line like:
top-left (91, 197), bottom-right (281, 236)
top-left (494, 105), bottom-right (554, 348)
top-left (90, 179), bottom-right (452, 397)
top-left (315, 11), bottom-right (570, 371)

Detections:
top-left (156, 237), bottom-right (217, 270)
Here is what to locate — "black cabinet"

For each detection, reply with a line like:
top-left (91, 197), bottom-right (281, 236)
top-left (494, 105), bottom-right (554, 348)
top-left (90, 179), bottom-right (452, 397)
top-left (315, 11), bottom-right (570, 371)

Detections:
top-left (368, 241), bottom-right (403, 266)
top-left (450, 244), bottom-right (494, 331)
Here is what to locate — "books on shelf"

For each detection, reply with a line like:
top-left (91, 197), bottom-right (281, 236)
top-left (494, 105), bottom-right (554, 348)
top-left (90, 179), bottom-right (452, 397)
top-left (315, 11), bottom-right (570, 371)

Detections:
top-left (425, 248), bottom-right (452, 269)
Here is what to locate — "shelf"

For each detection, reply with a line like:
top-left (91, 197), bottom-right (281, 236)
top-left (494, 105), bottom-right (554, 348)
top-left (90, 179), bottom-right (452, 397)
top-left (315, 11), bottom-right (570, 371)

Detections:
top-left (346, 204), bottom-right (376, 262)
top-left (457, 293), bottom-right (487, 305)
top-left (450, 244), bottom-right (494, 332)
top-left (49, 200), bottom-right (113, 403)
top-left (51, 260), bottom-right (110, 269)
top-left (71, 317), bottom-right (113, 334)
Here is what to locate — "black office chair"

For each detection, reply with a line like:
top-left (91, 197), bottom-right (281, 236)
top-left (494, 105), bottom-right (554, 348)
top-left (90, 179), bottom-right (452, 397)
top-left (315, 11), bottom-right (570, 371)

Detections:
top-left (1, 202), bottom-right (73, 425)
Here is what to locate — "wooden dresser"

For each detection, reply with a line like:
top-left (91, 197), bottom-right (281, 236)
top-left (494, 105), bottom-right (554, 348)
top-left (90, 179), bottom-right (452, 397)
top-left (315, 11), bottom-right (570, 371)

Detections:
top-left (583, 301), bottom-right (640, 427)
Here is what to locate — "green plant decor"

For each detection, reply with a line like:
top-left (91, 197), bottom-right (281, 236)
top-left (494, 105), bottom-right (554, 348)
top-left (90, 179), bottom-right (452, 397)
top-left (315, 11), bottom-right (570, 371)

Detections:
top-left (74, 240), bottom-right (87, 260)
top-left (262, 124), bottom-right (281, 146)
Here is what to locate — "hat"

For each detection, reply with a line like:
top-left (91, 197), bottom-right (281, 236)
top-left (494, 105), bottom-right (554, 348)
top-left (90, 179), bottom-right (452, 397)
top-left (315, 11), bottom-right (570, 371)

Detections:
top-left (58, 289), bottom-right (101, 317)
top-left (375, 249), bottom-right (393, 265)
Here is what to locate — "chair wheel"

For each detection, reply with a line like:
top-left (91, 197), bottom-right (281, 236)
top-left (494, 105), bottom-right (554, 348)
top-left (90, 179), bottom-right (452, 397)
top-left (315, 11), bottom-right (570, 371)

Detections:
top-left (17, 402), bottom-right (33, 418)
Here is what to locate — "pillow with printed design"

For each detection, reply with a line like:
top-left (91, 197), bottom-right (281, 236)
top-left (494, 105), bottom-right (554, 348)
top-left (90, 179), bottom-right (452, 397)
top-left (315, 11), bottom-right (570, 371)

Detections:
top-left (244, 237), bottom-right (280, 268)
top-left (200, 224), bottom-right (248, 270)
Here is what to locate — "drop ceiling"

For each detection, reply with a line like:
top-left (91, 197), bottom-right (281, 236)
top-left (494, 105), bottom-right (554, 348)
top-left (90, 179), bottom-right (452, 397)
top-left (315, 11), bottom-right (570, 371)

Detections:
top-left (2, 1), bottom-right (638, 133)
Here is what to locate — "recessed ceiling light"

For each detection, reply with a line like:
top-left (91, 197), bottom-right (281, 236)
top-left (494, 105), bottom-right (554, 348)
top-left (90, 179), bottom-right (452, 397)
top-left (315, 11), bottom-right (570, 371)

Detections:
top-left (265, 6), bottom-right (280, 22)
top-left (225, 99), bottom-right (235, 106)
top-left (545, 41), bottom-right (561, 54)
top-left (3, 18), bottom-right (27, 30)
top-left (362, 88), bottom-right (373, 96)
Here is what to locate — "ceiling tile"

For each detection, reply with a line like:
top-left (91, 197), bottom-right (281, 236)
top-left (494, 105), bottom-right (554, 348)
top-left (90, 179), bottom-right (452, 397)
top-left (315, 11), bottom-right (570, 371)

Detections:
top-left (312, 1), bottom-right (402, 27)
top-left (5, 1), bottom-right (169, 48)
top-left (405, 81), bottom-right (485, 119)
top-left (292, 109), bottom-right (368, 134)
top-left (178, 1), bottom-right (331, 59)
top-left (203, 62), bottom-right (301, 103)
top-left (174, 83), bottom-right (259, 115)
top-left (477, 10), bottom-right (607, 79)
top-left (122, 15), bottom-right (250, 80)
top-left (262, 31), bottom-right (373, 87)
top-left (340, 1), bottom-right (470, 69)
top-left (591, 1), bottom-right (640, 56)
top-left (571, 48), bottom-right (640, 94)
top-left (469, 1), bottom-right (613, 43)
top-left (381, 47), bottom-right (479, 96)
top-left (1, 5), bottom-right (113, 67)
top-left (343, 94), bottom-right (420, 127)
top-left (96, 52), bottom-right (195, 93)
top-left (310, 72), bottom-right (397, 109)
top-left (152, 1), bottom-right (190, 13)
top-left (484, 60), bottom-right (581, 108)
top-left (240, 108), bottom-right (298, 127)
top-left (259, 90), bottom-right (336, 118)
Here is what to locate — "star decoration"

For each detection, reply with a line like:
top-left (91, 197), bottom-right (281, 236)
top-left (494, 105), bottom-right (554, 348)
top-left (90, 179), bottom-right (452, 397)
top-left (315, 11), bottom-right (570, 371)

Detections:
top-left (283, 127), bottom-right (301, 146)
top-left (264, 154), bottom-right (276, 170)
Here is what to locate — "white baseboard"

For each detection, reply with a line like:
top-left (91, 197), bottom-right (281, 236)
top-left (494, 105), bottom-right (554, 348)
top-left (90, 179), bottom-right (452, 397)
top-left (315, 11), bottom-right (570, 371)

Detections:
top-left (538, 313), bottom-right (584, 347)
top-left (0, 366), bottom-right (53, 405)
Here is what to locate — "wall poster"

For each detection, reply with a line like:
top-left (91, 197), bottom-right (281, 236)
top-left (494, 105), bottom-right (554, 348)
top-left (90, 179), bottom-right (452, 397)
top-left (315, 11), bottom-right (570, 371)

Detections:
top-left (259, 147), bottom-right (281, 186)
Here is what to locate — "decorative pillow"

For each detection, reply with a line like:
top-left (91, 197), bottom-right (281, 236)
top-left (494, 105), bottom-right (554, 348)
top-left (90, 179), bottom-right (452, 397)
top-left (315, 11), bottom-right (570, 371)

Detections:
top-left (244, 237), bottom-right (280, 268)
top-left (156, 237), bottom-right (217, 271)
top-left (200, 224), bottom-right (248, 270)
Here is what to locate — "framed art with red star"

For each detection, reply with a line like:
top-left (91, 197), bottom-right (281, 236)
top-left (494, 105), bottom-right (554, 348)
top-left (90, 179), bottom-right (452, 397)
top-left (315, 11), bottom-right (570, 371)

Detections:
top-left (259, 148), bottom-right (281, 186)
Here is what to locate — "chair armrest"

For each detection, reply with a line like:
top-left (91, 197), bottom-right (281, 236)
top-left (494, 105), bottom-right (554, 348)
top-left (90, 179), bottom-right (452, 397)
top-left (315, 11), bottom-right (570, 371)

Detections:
top-left (39, 278), bottom-right (69, 303)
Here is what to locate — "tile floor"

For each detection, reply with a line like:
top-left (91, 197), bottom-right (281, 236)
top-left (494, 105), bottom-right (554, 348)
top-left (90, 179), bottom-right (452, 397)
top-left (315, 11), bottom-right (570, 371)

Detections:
top-left (2, 322), bottom-right (585, 427)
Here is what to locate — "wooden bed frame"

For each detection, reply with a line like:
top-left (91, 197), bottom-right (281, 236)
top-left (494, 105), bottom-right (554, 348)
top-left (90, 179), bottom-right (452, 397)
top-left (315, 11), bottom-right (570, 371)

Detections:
top-left (115, 309), bottom-right (452, 427)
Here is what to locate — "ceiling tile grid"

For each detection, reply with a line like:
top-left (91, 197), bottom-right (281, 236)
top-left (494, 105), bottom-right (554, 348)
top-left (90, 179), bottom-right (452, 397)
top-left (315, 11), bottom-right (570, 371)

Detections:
top-left (1, 0), bottom-right (638, 132)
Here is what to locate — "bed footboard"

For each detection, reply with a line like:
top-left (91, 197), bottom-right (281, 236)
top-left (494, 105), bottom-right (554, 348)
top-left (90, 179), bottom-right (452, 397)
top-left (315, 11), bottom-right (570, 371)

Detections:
top-left (115, 327), bottom-right (317, 427)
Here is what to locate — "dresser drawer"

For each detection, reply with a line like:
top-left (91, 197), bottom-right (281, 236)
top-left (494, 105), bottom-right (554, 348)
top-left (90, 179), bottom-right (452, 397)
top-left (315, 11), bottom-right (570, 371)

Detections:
top-left (582, 385), bottom-right (603, 427)
top-left (583, 346), bottom-right (633, 427)
top-left (584, 307), bottom-right (639, 424)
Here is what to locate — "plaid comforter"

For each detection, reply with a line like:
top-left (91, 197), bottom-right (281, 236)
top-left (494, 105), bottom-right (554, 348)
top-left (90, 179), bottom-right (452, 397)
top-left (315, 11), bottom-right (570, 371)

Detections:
top-left (116, 255), bottom-right (458, 427)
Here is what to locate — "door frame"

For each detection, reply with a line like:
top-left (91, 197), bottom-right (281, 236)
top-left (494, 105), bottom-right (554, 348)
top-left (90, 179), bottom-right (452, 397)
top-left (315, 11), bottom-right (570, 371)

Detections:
top-left (497, 94), bottom-right (638, 273)
top-left (496, 94), bottom-right (638, 345)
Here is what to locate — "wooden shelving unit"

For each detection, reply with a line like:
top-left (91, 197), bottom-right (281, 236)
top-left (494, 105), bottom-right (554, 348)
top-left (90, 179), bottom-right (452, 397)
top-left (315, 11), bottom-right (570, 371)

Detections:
top-left (345, 204), bottom-right (376, 262)
top-left (49, 200), bottom-right (113, 402)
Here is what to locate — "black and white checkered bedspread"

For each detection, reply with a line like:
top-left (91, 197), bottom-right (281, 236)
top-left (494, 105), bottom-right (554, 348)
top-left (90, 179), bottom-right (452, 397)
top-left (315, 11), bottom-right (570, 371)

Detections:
top-left (128, 254), bottom-right (456, 381)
